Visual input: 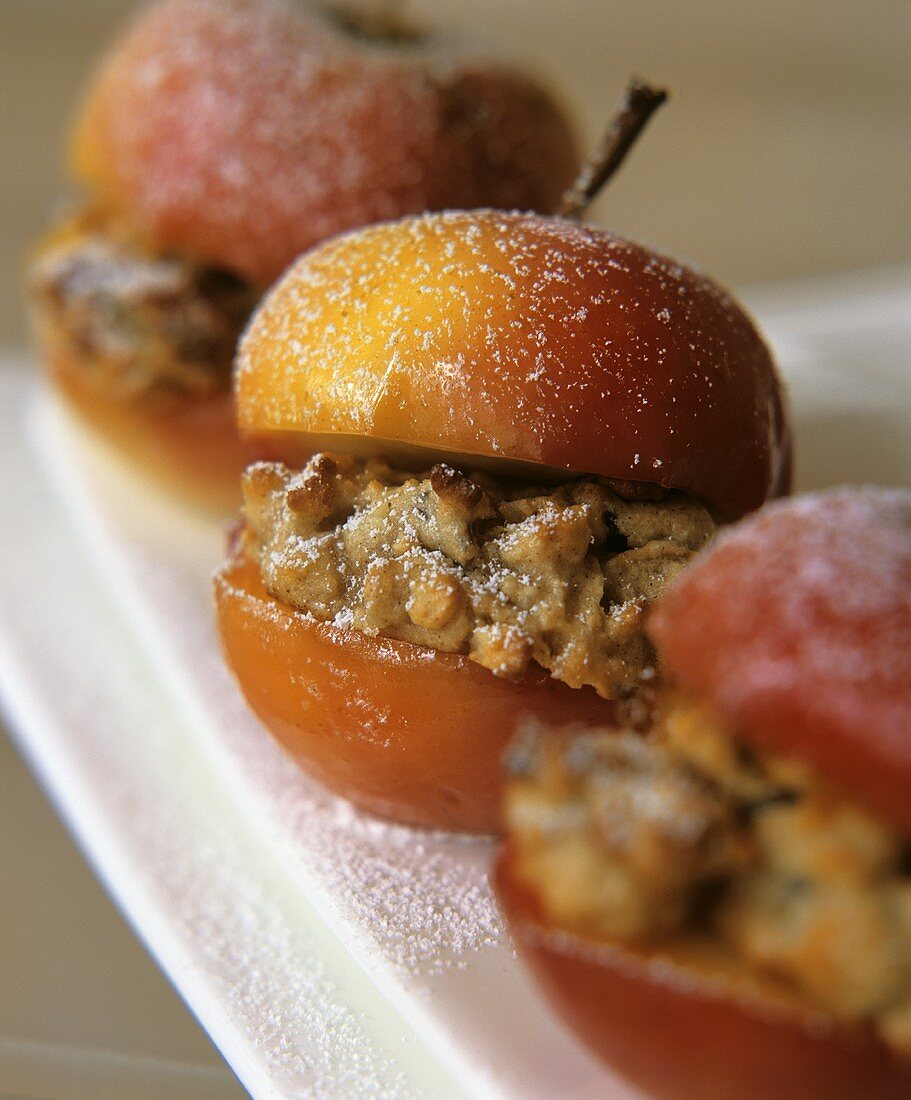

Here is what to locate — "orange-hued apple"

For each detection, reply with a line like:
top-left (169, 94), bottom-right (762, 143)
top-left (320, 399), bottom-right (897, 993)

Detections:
top-left (239, 209), bottom-right (791, 521)
top-left (215, 207), bottom-right (791, 832)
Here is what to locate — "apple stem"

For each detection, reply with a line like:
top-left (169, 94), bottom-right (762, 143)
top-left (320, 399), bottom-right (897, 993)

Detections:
top-left (328, 0), bottom-right (419, 44)
top-left (557, 78), bottom-right (668, 220)
top-left (372, 0), bottom-right (404, 22)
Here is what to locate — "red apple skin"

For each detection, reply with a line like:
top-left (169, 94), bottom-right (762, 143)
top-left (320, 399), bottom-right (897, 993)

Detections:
top-left (649, 487), bottom-right (911, 835)
top-left (72, 0), bottom-right (579, 285)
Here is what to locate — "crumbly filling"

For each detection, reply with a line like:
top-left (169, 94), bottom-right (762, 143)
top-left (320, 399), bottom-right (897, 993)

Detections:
top-left (29, 213), bottom-right (256, 401)
top-left (505, 700), bottom-right (911, 1056)
top-left (241, 453), bottom-right (715, 698)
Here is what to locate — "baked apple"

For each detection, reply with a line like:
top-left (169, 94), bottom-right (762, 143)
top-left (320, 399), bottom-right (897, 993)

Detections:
top-left (499, 487), bottom-right (911, 1097)
top-left (29, 0), bottom-right (577, 509)
top-left (214, 207), bottom-right (791, 831)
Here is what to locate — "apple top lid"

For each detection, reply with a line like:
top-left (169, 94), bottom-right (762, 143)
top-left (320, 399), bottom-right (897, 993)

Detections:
top-left (237, 209), bottom-right (791, 521)
top-left (649, 487), bottom-right (911, 836)
top-left (71, 0), bottom-right (578, 285)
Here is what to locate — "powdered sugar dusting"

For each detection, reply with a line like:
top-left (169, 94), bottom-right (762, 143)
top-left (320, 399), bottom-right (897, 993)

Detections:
top-left (238, 209), bottom-right (785, 517)
top-left (207, 658), bottom-right (504, 975)
top-left (269, 794), bottom-right (503, 974)
top-left (651, 486), bottom-right (911, 833)
top-left (143, 558), bottom-right (505, 976)
top-left (77, 0), bottom-right (576, 283)
top-left (158, 825), bottom-right (421, 1096)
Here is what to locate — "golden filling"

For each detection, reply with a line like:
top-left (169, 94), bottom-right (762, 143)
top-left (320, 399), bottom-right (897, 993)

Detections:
top-left (29, 213), bottom-right (256, 401)
top-left (241, 453), bottom-right (715, 698)
top-left (505, 698), bottom-right (911, 1056)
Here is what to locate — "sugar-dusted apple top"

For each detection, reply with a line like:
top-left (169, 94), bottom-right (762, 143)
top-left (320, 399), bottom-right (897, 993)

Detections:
top-left (71, 0), bottom-right (577, 286)
top-left (238, 210), bottom-right (791, 520)
top-left (649, 487), bottom-right (911, 834)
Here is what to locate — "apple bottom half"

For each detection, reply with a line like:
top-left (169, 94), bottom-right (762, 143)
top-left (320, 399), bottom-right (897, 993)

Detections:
top-left (494, 849), bottom-right (911, 1100)
top-left (214, 552), bottom-right (616, 833)
top-left (43, 343), bottom-right (249, 515)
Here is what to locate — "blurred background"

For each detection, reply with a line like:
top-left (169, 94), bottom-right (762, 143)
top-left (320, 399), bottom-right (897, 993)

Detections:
top-left (2, 0), bottom-right (910, 346)
top-left (0, 2), bottom-right (908, 1097)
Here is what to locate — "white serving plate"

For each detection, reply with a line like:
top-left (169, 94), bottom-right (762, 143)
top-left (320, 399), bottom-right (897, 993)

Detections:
top-left (0, 263), bottom-right (909, 1099)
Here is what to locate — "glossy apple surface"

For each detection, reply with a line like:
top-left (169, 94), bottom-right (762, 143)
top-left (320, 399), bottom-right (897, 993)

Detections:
top-left (214, 547), bottom-right (616, 832)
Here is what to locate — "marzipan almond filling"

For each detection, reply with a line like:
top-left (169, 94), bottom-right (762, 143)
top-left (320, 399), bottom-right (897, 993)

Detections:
top-left (241, 452), bottom-right (715, 698)
top-left (504, 696), bottom-right (911, 1056)
top-left (29, 213), bottom-right (256, 401)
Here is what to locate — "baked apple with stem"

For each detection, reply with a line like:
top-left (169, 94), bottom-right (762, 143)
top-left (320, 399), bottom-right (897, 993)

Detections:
top-left (214, 81), bottom-right (791, 831)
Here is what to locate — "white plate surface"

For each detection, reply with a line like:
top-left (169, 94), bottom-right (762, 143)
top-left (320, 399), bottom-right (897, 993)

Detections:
top-left (0, 264), bottom-right (909, 1099)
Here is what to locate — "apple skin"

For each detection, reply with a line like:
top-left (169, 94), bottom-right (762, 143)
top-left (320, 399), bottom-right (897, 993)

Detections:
top-left (239, 210), bottom-right (791, 521)
top-left (649, 487), bottom-right (911, 835)
top-left (72, 0), bottom-right (579, 285)
top-left (214, 548), bottom-right (617, 833)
